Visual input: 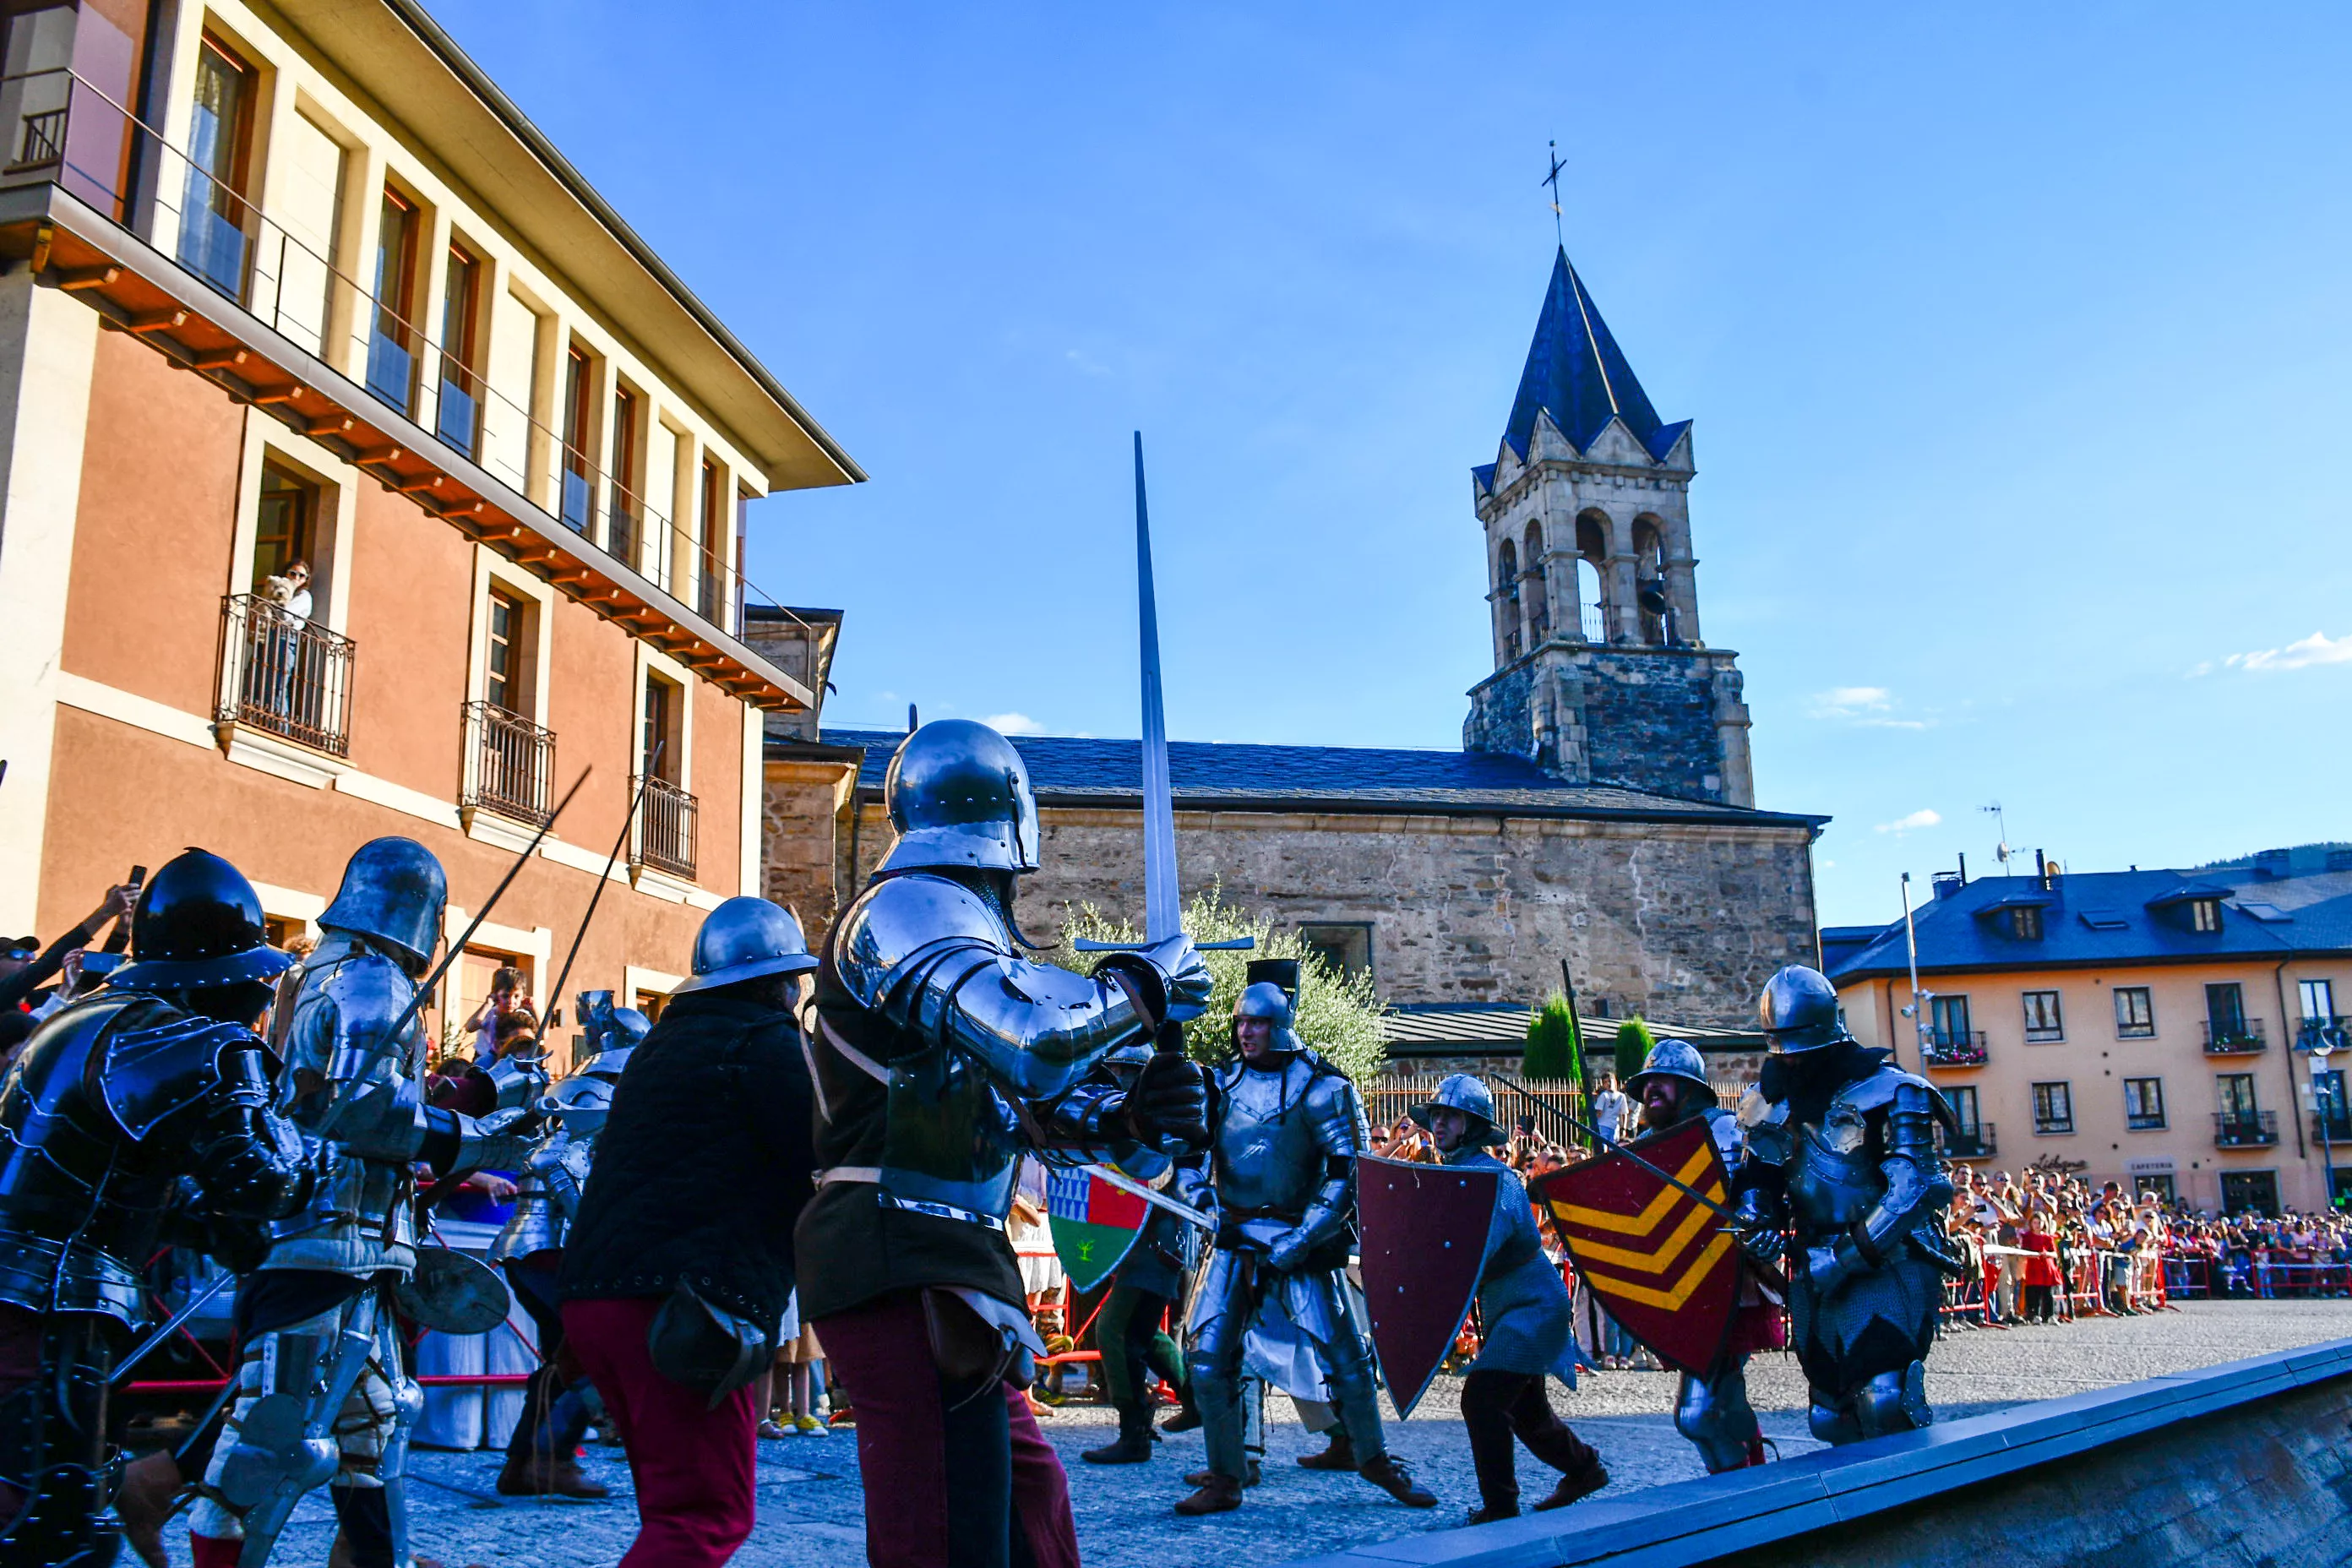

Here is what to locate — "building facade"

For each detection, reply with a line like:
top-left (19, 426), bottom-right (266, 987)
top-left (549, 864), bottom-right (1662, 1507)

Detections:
top-left (0, 0), bottom-right (859, 1056)
top-left (1827, 859), bottom-right (2352, 1216)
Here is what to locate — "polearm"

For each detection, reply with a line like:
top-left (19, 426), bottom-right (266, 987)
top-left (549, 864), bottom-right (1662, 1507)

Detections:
top-left (388, 766), bottom-right (591, 1077)
top-left (543, 744), bottom-right (663, 1031)
top-left (1074, 433), bottom-right (1250, 958)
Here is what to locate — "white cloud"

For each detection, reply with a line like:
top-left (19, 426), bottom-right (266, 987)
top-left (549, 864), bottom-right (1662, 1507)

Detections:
top-left (2184, 662), bottom-right (2213, 679)
top-left (980, 711), bottom-right (1047, 736)
top-left (1810, 686), bottom-right (1891, 718)
top-left (2223, 630), bottom-right (2352, 673)
top-left (1874, 808), bottom-right (1941, 836)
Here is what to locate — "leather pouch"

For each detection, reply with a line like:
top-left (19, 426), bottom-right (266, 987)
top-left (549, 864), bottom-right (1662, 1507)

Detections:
top-left (920, 1287), bottom-right (1015, 1391)
top-left (647, 1279), bottom-right (771, 1411)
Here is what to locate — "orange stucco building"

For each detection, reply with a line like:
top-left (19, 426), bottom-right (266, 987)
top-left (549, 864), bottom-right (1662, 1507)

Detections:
top-left (0, 0), bottom-right (860, 1054)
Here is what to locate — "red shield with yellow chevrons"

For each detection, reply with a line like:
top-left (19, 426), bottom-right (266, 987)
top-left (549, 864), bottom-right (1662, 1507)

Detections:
top-left (1529, 1117), bottom-right (1739, 1379)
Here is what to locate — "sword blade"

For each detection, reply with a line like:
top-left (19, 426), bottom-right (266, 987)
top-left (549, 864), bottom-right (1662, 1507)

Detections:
top-left (1133, 433), bottom-right (1179, 945)
top-left (1085, 1162), bottom-right (1216, 1231)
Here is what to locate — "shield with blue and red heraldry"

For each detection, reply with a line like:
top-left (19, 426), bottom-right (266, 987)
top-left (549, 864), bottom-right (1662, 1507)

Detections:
top-left (1358, 1153), bottom-right (1500, 1418)
top-left (1530, 1116), bottom-right (1740, 1380)
top-left (1045, 1167), bottom-right (1150, 1293)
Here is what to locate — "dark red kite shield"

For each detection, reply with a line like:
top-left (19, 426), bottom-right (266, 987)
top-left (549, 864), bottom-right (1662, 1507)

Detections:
top-left (1358, 1154), bottom-right (1498, 1418)
top-left (1530, 1117), bottom-right (1740, 1379)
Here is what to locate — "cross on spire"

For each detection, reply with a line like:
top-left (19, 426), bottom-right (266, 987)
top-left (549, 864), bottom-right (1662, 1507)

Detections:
top-left (1542, 139), bottom-right (1566, 248)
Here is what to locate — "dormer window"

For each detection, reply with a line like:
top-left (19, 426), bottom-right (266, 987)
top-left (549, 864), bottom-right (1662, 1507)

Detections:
top-left (2191, 898), bottom-right (2221, 934)
top-left (2011, 906), bottom-right (2043, 940)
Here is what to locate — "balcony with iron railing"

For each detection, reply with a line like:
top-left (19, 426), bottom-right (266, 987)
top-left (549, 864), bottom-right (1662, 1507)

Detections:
top-left (2300, 1017), bottom-right (2352, 1053)
top-left (461, 701), bottom-right (554, 825)
top-left (217, 594), bottom-right (353, 756)
top-left (1940, 1124), bottom-right (1996, 1160)
top-left (1921, 1028), bottom-right (1988, 1069)
top-left (2202, 1017), bottom-right (2268, 1054)
top-left (0, 66), bottom-right (824, 710)
top-left (634, 775), bottom-right (697, 879)
top-left (2213, 1111), bottom-right (2279, 1149)
top-left (2311, 1113), bottom-right (2352, 1146)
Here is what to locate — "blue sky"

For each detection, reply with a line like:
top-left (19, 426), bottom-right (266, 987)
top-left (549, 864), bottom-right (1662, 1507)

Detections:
top-left (432, 2), bottom-right (2352, 927)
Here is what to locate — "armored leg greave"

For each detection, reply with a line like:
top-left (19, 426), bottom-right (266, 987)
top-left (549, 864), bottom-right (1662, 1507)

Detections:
top-left (0, 1315), bottom-right (123, 1568)
top-left (1674, 1361), bottom-right (1762, 1473)
top-left (1852, 1362), bottom-right (1930, 1440)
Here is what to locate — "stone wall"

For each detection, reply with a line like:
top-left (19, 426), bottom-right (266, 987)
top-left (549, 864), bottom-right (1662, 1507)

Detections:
top-left (839, 800), bottom-right (1819, 1030)
top-left (760, 755), bottom-right (861, 946)
top-left (1462, 660), bottom-right (1535, 758)
top-left (1465, 641), bottom-right (1748, 805)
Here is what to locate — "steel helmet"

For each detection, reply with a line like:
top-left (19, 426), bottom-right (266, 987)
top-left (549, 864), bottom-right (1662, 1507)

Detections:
top-left (319, 837), bottom-right (447, 974)
top-left (671, 897), bottom-right (818, 995)
top-left (1411, 1072), bottom-right (1504, 1146)
top-left (879, 720), bottom-right (1041, 875)
top-left (109, 848), bottom-right (297, 993)
top-left (1627, 1037), bottom-right (1712, 1097)
top-left (1758, 965), bottom-right (1848, 1052)
top-left (1232, 981), bottom-right (1301, 1054)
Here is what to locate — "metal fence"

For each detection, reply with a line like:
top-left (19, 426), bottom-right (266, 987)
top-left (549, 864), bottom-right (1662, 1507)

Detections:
top-left (1364, 1069), bottom-right (1745, 1148)
top-left (218, 593), bottom-right (352, 756)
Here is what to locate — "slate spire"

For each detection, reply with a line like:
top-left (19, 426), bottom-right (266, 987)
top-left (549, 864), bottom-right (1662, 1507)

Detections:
top-left (1501, 248), bottom-right (1684, 463)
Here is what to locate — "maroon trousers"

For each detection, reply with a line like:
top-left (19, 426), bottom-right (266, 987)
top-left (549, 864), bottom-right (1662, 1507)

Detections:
top-left (562, 1297), bottom-right (760, 1568)
top-left (817, 1291), bottom-right (1081, 1568)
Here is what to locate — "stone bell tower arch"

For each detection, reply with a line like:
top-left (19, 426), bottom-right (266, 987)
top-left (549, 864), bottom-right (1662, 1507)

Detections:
top-left (1463, 249), bottom-right (1754, 807)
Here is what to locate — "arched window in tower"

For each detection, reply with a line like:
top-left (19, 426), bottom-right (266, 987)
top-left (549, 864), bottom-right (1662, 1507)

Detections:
top-left (1521, 522), bottom-right (1549, 645)
top-left (1633, 519), bottom-right (1669, 645)
top-left (1495, 538), bottom-right (1522, 662)
top-left (1574, 557), bottom-right (1603, 642)
top-left (1575, 512), bottom-right (1610, 640)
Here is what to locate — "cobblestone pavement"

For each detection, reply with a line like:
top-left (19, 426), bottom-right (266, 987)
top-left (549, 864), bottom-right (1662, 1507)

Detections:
top-left (244, 1299), bottom-right (2352, 1568)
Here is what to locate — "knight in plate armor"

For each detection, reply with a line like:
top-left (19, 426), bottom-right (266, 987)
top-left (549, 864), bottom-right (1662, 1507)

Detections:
top-left (1174, 981), bottom-right (1437, 1517)
top-left (1413, 1075), bottom-right (1607, 1525)
top-left (1626, 1039), bottom-right (1782, 1473)
top-left (0, 848), bottom-right (324, 1568)
top-left (484, 992), bottom-right (641, 1501)
top-left (189, 838), bottom-right (536, 1568)
top-left (797, 720), bottom-right (1214, 1568)
top-left (1730, 966), bottom-right (1956, 1446)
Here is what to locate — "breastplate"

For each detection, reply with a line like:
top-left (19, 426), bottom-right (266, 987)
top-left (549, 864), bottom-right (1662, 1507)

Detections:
top-left (1212, 1057), bottom-right (1320, 1217)
top-left (877, 1037), bottom-right (1022, 1221)
top-left (1785, 1112), bottom-right (1883, 1234)
top-left (262, 1146), bottom-right (415, 1277)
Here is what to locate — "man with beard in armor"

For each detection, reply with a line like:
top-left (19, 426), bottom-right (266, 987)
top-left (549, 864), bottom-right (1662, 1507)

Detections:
top-left (0, 849), bottom-right (328, 1568)
top-left (1413, 1075), bottom-right (1605, 1524)
top-left (188, 838), bottom-right (538, 1568)
top-left (1175, 982), bottom-right (1436, 1517)
top-left (1730, 966), bottom-right (1955, 1446)
top-left (1626, 1039), bottom-right (1780, 1473)
top-left (485, 993), bottom-right (644, 1501)
top-left (798, 719), bottom-right (1214, 1568)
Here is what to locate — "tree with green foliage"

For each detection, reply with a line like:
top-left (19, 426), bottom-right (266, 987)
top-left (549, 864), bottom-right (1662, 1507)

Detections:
top-left (1053, 888), bottom-right (1385, 1083)
top-left (1522, 994), bottom-right (1584, 1091)
top-left (1613, 1015), bottom-right (1657, 1084)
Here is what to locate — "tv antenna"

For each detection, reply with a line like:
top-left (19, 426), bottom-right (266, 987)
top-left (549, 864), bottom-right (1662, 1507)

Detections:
top-left (1980, 802), bottom-right (2012, 872)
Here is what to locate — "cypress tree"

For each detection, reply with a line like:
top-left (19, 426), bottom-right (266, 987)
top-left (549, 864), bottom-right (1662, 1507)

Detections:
top-left (1614, 1015), bottom-right (1657, 1084)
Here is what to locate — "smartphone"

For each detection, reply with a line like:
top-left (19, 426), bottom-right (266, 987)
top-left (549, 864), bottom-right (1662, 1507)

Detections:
top-left (1517, 1114), bottom-right (1536, 1135)
top-left (102, 864), bottom-right (148, 954)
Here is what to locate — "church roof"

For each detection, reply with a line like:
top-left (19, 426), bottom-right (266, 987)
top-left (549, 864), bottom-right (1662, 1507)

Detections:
top-left (813, 727), bottom-right (1822, 830)
top-left (1501, 248), bottom-right (1686, 464)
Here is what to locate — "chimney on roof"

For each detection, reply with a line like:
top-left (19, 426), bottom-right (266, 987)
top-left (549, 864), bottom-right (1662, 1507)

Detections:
top-left (2255, 847), bottom-right (2289, 880)
top-left (1931, 871), bottom-right (1963, 900)
top-left (2330, 849), bottom-right (2352, 874)
top-left (2036, 849), bottom-right (2048, 890)
top-left (1957, 852), bottom-right (1968, 886)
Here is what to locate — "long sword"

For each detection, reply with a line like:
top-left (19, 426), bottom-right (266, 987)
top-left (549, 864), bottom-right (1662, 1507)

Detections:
top-left (1074, 433), bottom-right (1250, 956)
top-left (1083, 1162), bottom-right (1215, 1231)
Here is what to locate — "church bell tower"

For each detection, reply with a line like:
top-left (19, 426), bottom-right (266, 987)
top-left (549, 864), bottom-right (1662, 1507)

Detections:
top-left (1462, 249), bottom-right (1755, 807)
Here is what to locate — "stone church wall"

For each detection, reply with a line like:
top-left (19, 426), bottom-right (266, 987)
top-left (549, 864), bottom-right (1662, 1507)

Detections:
top-left (836, 800), bottom-right (1820, 1030)
top-left (1576, 647), bottom-right (1732, 799)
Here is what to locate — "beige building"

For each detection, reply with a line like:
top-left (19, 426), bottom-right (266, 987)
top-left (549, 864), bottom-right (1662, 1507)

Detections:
top-left (0, 0), bottom-right (859, 1055)
top-left (1827, 852), bottom-right (2352, 1216)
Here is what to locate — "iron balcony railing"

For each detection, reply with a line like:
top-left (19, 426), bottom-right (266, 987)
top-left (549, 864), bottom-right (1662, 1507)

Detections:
top-left (0, 64), bottom-right (795, 646)
top-left (461, 701), bottom-right (554, 825)
top-left (2311, 1113), bottom-right (2352, 1146)
top-left (1940, 1124), bottom-right (1996, 1160)
top-left (2213, 1111), bottom-right (2280, 1149)
top-left (1921, 1029), bottom-right (1988, 1068)
top-left (218, 594), bottom-right (353, 756)
top-left (634, 775), bottom-right (697, 879)
top-left (2202, 1017), bottom-right (2267, 1054)
top-left (2299, 1016), bottom-right (2352, 1053)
